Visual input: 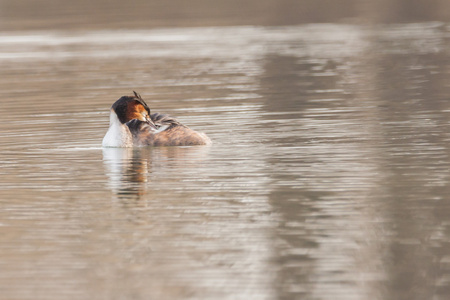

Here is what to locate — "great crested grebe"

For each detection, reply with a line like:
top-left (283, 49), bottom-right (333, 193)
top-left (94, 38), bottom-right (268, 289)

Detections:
top-left (102, 91), bottom-right (211, 147)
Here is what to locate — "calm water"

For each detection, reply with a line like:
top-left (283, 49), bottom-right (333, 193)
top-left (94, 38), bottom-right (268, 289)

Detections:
top-left (1, 23), bottom-right (450, 300)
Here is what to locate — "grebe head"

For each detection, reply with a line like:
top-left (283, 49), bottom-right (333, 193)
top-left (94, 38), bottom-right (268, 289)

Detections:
top-left (104, 91), bottom-right (159, 147)
top-left (111, 91), bottom-right (153, 124)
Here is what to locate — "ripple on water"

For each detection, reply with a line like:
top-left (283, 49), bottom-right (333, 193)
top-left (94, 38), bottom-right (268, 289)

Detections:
top-left (0, 23), bottom-right (450, 300)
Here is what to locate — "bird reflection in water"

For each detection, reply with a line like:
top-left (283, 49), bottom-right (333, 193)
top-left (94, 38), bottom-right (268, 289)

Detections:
top-left (102, 147), bottom-right (150, 199)
top-left (102, 146), bottom-right (210, 200)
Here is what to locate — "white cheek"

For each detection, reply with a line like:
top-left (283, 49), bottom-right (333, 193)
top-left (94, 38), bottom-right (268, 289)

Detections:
top-left (138, 113), bottom-right (147, 121)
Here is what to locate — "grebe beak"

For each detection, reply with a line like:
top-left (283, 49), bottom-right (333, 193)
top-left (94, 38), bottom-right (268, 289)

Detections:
top-left (146, 117), bottom-right (158, 130)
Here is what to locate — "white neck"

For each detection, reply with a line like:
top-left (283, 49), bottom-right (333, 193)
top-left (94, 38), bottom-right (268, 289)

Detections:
top-left (102, 110), bottom-right (133, 147)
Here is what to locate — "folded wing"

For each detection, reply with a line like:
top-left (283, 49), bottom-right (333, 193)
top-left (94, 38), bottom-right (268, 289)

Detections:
top-left (126, 114), bottom-right (211, 146)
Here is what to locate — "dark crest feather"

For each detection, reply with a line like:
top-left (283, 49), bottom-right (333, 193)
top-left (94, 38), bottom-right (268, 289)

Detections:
top-left (133, 91), bottom-right (150, 113)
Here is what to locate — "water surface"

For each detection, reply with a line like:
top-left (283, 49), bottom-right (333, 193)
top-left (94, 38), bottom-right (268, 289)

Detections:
top-left (1, 23), bottom-right (450, 300)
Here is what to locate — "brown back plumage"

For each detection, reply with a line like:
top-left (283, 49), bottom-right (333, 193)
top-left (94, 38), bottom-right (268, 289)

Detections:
top-left (150, 113), bottom-right (185, 129)
top-left (122, 91), bottom-right (211, 146)
top-left (126, 117), bottom-right (210, 146)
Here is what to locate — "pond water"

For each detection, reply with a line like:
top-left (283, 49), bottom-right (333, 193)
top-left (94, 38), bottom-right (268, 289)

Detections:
top-left (1, 23), bottom-right (450, 300)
